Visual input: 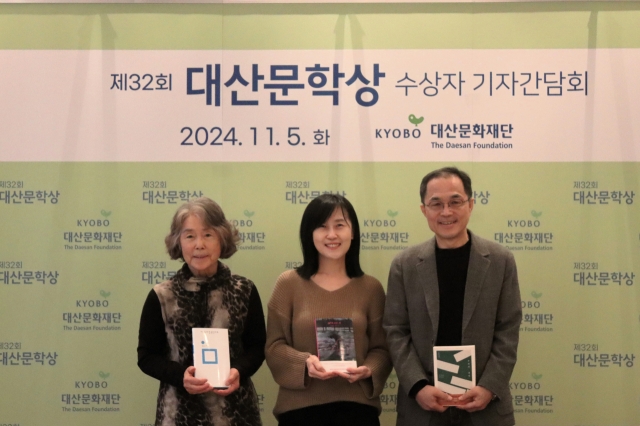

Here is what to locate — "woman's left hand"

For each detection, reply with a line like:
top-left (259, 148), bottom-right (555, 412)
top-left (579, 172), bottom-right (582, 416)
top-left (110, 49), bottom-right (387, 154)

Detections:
top-left (183, 366), bottom-right (213, 394)
top-left (212, 368), bottom-right (240, 396)
top-left (337, 366), bottom-right (372, 383)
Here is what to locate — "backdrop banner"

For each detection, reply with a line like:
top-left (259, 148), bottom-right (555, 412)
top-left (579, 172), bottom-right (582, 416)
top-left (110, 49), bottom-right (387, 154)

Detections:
top-left (1, 3), bottom-right (639, 426)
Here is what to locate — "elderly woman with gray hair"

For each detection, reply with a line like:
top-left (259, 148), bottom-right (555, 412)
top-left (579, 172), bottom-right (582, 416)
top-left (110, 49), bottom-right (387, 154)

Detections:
top-left (137, 197), bottom-right (266, 426)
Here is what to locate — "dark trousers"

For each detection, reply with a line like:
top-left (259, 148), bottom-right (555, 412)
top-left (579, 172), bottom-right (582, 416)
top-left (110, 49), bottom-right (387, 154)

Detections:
top-left (278, 401), bottom-right (380, 426)
top-left (428, 408), bottom-right (473, 426)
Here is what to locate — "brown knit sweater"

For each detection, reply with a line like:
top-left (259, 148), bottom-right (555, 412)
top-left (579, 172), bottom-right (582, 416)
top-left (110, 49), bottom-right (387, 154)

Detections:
top-left (265, 269), bottom-right (392, 418)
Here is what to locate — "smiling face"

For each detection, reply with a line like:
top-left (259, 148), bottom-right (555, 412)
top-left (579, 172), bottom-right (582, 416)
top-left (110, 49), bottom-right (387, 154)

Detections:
top-left (420, 175), bottom-right (474, 249)
top-left (312, 207), bottom-right (353, 264)
top-left (179, 214), bottom-right (221, 277)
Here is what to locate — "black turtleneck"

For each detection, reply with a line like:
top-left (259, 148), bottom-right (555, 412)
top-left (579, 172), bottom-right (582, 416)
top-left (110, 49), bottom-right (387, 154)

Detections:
top-left (435, 237), bottom-right (472, 346)
top-left (408, 235), bottom-right (473, 399)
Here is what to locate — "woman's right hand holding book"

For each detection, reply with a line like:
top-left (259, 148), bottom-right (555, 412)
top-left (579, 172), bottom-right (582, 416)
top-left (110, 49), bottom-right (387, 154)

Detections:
top-left (305, 355), bottom-right (338, 380)
top-left (336, 366), bottom-right (371, 383)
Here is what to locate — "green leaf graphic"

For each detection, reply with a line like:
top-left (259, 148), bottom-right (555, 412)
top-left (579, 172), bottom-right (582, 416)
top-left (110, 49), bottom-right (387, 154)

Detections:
top-left (101, 210), bottom-right (112, 218)
top-left (532, 373), bottom-right (543, 381)
top-left (100, 290), bottom-right (111, 298)
top-left (243, 210), bottom-right (255, 218)
top-left (531, 210), bottom-right (542, 218)
top-left (408, 114), bottom-right (424, 127)
top-left (531, 291), bottom-right (542, 299)
top-left (98, 371), bottom-right (110, 379)
top-left (387, 210), bottom-right (399, 218)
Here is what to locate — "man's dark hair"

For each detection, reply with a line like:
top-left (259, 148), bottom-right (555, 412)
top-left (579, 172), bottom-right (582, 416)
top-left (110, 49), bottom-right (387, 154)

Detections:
top-left (296, 194), bottom-right (364, 280)
top-left (419, 166), bottom-right (473, 203)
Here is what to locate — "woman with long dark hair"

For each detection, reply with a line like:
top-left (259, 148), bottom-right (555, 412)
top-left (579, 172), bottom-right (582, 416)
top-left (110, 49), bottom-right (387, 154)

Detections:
top-left (265, 194), bottom-right (391, 426)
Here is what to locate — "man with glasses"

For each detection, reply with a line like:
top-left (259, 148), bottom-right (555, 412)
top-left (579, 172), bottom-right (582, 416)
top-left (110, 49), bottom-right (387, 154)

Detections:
top-left (384, 167), bottom-right (521, 426)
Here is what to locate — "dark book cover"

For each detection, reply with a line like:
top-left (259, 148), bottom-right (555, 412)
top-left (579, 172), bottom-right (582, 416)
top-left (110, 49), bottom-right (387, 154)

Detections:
top-left (315, 318), bottom-right (356, 363)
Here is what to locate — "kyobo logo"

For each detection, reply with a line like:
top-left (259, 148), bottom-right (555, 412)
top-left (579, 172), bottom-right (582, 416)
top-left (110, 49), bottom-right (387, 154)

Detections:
top-left (374, 114), bottom-right (423, 139)
top-left (75, 300), bottom-right (109, 308)
top-left (77, 210), bottom-right (112, 227)
top-left (363, 219), bottom-right (396, 227)
top-left (202, 348), bottom-right (218, 364)
top-left (76, 290), bottom-right (111, 307)
top-left (362, 210), bottom-right (399, 227)
top-left (510, 381), bottom-right (541, 390)
top-left (510, 373), bottom-right (543, 390)
top-left (231, 210), bottom-right (255, 228)
top-left (507, 219), bottom-right (540, 228)
top-left (408, 114), bottom-right (424, 127)
top-left (75, 380), bottom-right (108, 389)
top-left (375, 128), bottom-right (421, 139)
top-left (77, 219), bottom-right (110, 227)
top-left (522, 291), bottom-right (542, 309)
top-left (375, 113), bottom-right (424, 138)
top-left (507, 211), bottom-right (543, 228)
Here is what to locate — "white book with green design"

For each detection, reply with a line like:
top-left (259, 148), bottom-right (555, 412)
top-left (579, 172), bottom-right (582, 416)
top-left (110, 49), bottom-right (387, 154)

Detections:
top-left (433, 345), bottom-right (476, 406)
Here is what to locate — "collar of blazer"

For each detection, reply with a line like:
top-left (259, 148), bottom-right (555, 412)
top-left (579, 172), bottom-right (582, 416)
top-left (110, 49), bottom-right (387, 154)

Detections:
top-left (414, 230), bottom-right (492, 337)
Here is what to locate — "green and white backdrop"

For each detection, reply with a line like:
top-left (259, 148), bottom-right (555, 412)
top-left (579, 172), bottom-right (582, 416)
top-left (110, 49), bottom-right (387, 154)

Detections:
top-left (0, 1), bottom-right (639, 425)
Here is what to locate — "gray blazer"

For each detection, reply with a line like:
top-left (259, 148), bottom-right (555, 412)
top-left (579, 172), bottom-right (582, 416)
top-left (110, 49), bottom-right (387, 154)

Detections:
top-left (383, 231), bottom-right (521, 426)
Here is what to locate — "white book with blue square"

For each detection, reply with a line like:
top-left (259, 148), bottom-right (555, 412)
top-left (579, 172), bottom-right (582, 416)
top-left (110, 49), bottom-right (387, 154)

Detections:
top-left (192, 328), bottom-right (230, 388)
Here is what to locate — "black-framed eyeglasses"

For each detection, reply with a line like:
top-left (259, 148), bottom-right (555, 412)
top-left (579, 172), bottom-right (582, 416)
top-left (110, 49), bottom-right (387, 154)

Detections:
top-left (424, 198), bottom-right (471, 211)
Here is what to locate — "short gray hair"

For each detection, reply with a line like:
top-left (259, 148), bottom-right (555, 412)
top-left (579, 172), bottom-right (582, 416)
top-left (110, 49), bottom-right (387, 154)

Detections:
top-left (165, 197), bottom-right (239, 261)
